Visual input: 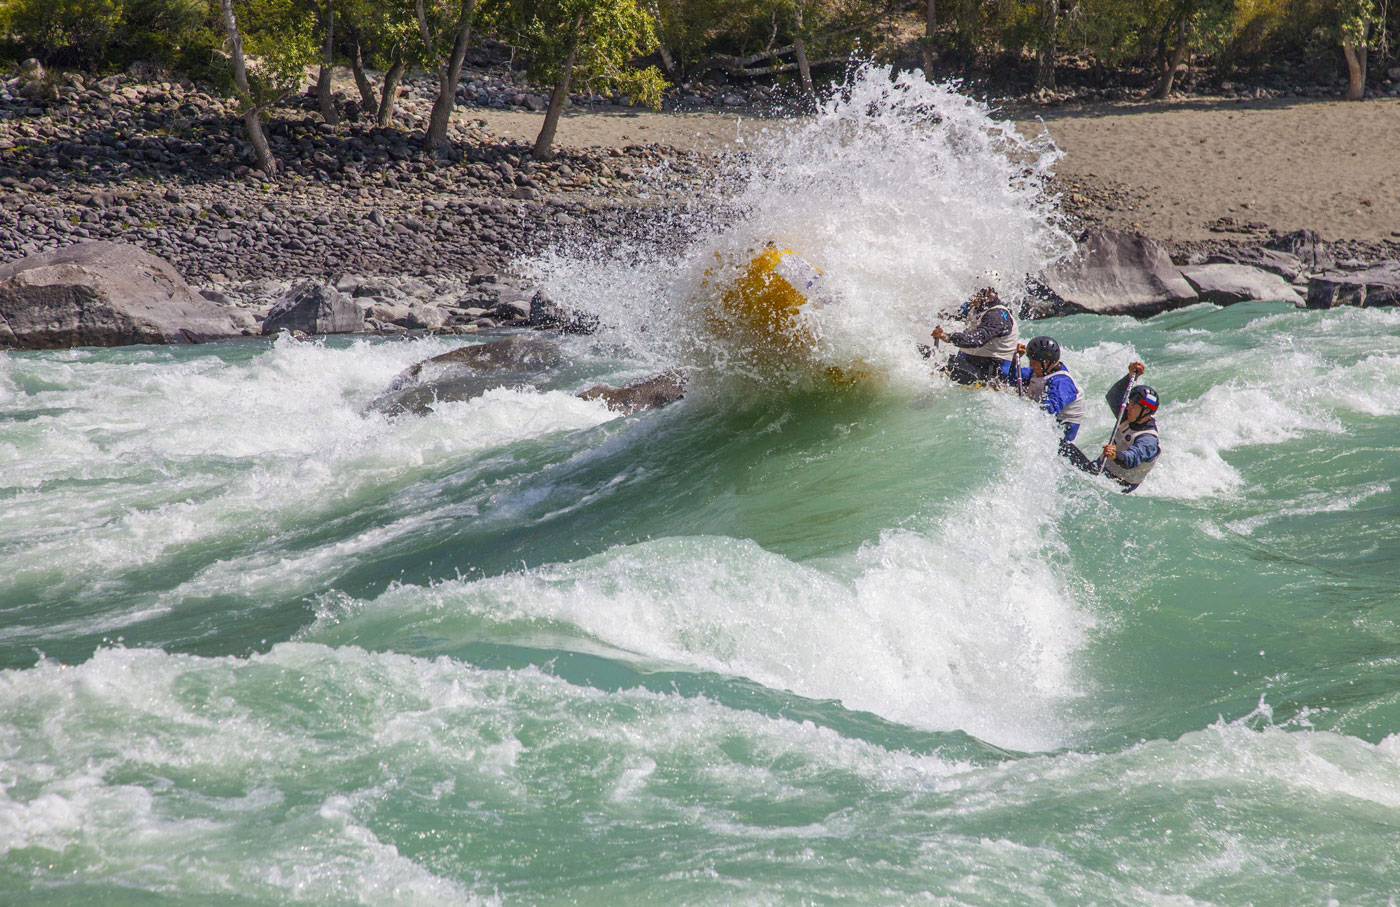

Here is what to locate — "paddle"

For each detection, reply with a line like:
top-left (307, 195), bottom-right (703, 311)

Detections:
top-left (1010, 350), bottom-right (1023, 396)
top-left (1097, 371), bottom-right (1137, 475)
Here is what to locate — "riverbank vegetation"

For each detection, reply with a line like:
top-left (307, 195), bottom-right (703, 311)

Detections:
top-left (1, 0), bottom-right (1397, 170)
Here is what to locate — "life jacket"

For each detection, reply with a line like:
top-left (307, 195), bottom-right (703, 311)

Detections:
top-left (1027, 363), bottom-right (1085, 425)
top-left (961, 305), bottom-right (1019, 362)
top-left (1103, 422), bottom-right (1160, 485)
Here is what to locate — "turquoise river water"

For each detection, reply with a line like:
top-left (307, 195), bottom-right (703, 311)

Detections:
top-left (1, 69), bottom-right (1398, 904)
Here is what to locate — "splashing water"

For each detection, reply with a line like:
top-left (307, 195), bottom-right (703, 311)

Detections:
top-left (524, 66), bottom-right (1072, 386)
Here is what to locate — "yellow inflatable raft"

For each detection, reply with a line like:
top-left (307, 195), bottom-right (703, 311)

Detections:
top-left (705, 244), bottom-right (864, 384)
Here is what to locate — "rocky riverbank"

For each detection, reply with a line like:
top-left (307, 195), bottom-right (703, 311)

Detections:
top-left (2, 60), bottom-right (1398, 350)
top-left (0, 64), bottom-right (731, 320)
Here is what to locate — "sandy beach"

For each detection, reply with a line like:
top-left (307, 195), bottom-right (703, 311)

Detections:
top-left (471, 97), bottom-right (1400, 243)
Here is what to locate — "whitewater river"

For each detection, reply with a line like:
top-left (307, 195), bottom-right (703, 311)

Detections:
top-left (2, 69), bottom-right (1399, 904)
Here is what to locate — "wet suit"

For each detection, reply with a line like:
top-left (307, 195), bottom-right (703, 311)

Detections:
top-left (942, 305), bottom-right (1018, 385)
top-left (1061, 374), bottom-right (1160, 492)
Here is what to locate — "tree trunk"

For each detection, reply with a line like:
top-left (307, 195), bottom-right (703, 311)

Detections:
top-left (1148, 13), bottom-right (1190, 99)
top-left (1343, 42), bottom-right (1367, 100)
top-left (424, 0), bottom-right (477, 149)
top-left (921, 0), bottom-right (936, 78)
top-left (378, 57), bottom-right (406, 127)
top-left (350, 40), bottom-right (377, 112)
top-left (793, 6), bottom-right (813, 98)
top-left (218, 0), bottom-right (276, 176)
top-left (1035, 0), bottom-right (1057, 90)
top-left (316, 0), bottom-right (340, 125)
top-left (532, 14), bottom-right (584, 161)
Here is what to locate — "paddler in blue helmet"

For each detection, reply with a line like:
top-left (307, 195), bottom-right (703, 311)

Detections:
top-left (1012, 335), bottom-right (1086, 443)
top-left (928, 279), bottom-right (1019, 386)
top-left (1059, 361), bottom-right (1161, 493)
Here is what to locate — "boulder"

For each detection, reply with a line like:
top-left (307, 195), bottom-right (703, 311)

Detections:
top-left (527, 289), bottom-right (599, 334)
top-left (1179, 264), bottom-right (1304, 306)
top-left (577, 371), bottom-right (686, 414)
top-left (370, 336), bottom-right (565, 416)
top-left (1266, 229), bottom-right (1333, 273)
top-left (1306, 264), bottom-right (1400, 309)
top-left (366, 301), bottom-right (448, 331)
top-left (261, 282), bottom-right (364, 335)
top-left (0, 242), bottom-right (256, 349)
top-left (1204, 247), bottom-right (1307, 282)
top-left (1040, 229), bottom-right (1198, 316)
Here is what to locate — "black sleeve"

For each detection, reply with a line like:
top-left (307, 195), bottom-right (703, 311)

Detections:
top-left (1105, 374), bottom-right (1131, 415)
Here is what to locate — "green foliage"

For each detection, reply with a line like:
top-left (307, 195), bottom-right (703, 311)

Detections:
top-left (339, 0), bottom-right (420, 69)
top-left (0, 0), bottom-right (220, 67)
top-left (212, 0), bottom-right (317, 110)
top-left (499, 0), bottom-right (667, 106)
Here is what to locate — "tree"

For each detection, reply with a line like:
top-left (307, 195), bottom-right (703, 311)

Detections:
top-left (1036, 0), bottom-right (1058, 89)
top-left (498, 0), bottom-right (666, 160)
top-left (1334, 0), bottom-right (1378, 99)
top-left (921, 0), bottom-right (936, 78)
top-left (314, 0), bottom-right (341, 124)
top-left (214, 0), bottom-right (317, 175)
top-left (1143, 0), bottom-right (1232, 99)
top-left (338, 0), bottom-right (420, 125)
top-left (414, 0), bottom-right (479, 148)
top-left (217, 0), bottom-right (275, 174)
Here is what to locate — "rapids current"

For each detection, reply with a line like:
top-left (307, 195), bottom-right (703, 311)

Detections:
top-left (1, 68), bottom-right (1398, 904)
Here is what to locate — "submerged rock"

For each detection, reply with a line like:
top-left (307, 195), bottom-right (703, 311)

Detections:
top-left (577, 371), bottom-right (687, 414)
top-left (370, 335), bottom-right (566, 415)
top-left (1041, 229), bottom-right (1198, 317)
top-left (0, 241), bottom-right (256, 349)
top-left (370, 336), bottom-right (684, 418)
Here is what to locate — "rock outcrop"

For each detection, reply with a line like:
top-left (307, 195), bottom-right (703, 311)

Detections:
top-left (1179, 263), bottom-right (1304, 306)
top-left (1204, 247), bottom-right (1308, 283)
top-left (261, 282), bottom-right (365, 335)
top-left (0, 241), bottom-right (256, 349)
top-left (1306, 265), bottom-right (1400, 309)
top-left (1041, 229), bottom-right (1198, 317)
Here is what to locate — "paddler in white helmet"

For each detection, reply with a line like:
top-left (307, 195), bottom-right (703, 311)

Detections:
top-left (928, 274), bottom-right (1020, 386)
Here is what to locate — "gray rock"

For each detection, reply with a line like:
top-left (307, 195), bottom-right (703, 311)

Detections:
top-left (367, 301), bottom-right (447, 331)
top-left (1204, 247), bottom-right (1307, 282)
top-left (1266, 230), bottom-right (1333, 273)
top-left (370, 335), bottom-right (566, 415)
top-left (261, 282), bottom-right (365, 335)
top-left (1306, 264), bottom-right (1400, 309)
top-left (0, 241), bottom-right (255, 349)
top-left (1040, 229), bottom-right (1198, 316)
top-left (577, 371), bottom-right (686, 414)
top-left (1179, 264), bottom-right (1304, 306)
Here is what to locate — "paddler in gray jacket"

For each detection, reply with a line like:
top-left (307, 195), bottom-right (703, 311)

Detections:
top-left (928, 286), bottom-right (1019, 386)
top-left (1061, 361), bottom-right (1161, 491)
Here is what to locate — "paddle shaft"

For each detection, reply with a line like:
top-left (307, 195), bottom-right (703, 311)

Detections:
top-left (1097, 373), bottom-right (1137, 476)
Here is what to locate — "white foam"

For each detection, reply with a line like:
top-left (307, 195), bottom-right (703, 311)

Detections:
top-left (522, 66), bottom-right (1072, 387)
top-left (0, 338), bottom-right (619, 623)
top-left (309, 399), bottom-right (1094, 752)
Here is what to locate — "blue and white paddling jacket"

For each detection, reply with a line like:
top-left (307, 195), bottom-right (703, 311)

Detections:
top-left (1015, 361), bottom-right (1085, 441)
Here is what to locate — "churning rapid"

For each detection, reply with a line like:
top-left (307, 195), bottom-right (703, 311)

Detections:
top-left (2, 68), bottom-right (1399, 904)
